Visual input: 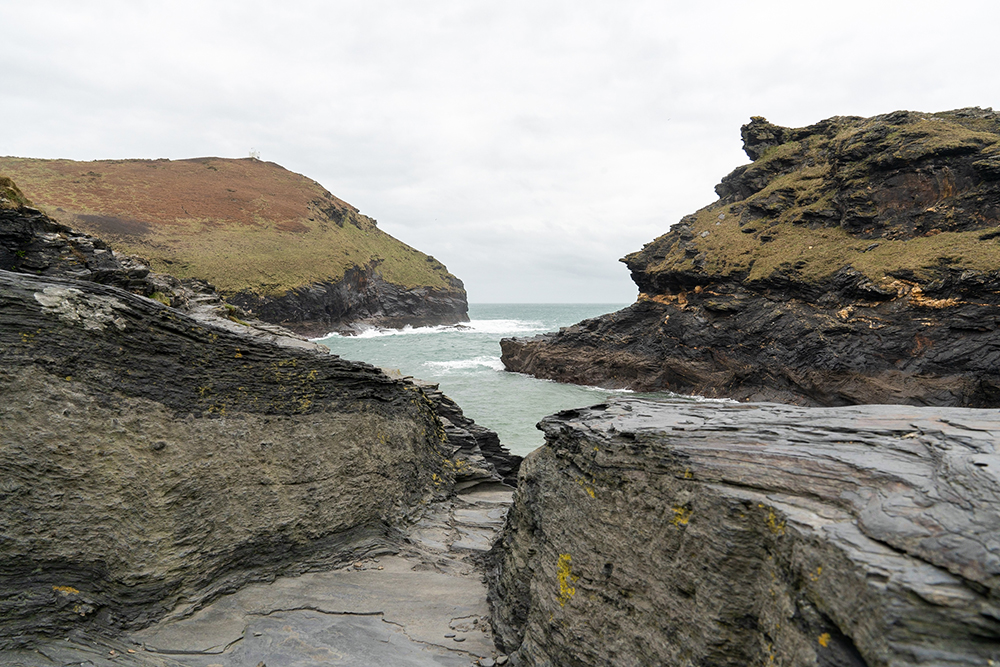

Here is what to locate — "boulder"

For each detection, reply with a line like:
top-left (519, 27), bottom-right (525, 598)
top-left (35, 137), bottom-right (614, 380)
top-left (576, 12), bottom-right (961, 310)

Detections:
top-left (488, 397), bottom-right (1000, 666)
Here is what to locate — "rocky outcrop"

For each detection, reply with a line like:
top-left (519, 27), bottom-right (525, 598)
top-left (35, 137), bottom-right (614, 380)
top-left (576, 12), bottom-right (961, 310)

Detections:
top-left (0, 204), bottom-right (324, 352)
top-left (488, 396), bottom-right (1000, 666)
top-left (0, 199), bottom-right (507, 651)
top-left (0, 157), bottom-right (469, 334)
top-left (0, 267), bottom-right (460, 648)
top-left (502, 108), bottom-right (1000, 407)
top-left (228, 260), bottom-right (469, 338)
top-left (414, 379), bottom-right (523, 487)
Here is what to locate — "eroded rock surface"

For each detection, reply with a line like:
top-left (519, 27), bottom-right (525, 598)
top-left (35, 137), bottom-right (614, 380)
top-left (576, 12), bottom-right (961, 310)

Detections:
top-left (0, 267), bottom-right (460, 647)
top-left (503, 108), bottom-right (1000, 406)
top-left (488, 397), bottom-right (1000, 666)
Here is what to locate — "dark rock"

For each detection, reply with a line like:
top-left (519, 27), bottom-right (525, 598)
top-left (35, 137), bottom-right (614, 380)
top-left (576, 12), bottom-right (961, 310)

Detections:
top-left (413, 379), bottom-right (522, 487)
top-left (0, 202), bottom-right (481, 649)
top-left (228, 261), bottom-right (469, 338)
top-left (503, 108), bottom-right (1000, 407)
top-left (488, 397), bottom-right (1000, 666)
top-left (0, 266), bottom-right (460, 648)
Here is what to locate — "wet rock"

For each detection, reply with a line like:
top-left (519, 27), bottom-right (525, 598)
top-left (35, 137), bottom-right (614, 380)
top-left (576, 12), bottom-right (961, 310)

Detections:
top-left (487, 397), bottom-right (1000, 666)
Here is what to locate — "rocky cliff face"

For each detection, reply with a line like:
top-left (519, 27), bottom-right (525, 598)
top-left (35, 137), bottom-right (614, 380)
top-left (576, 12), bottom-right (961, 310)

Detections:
top-left (502, 108), bottom-right (1000, 406)
top-left (0, 197), bottom-right (507, 650)
top-left (0, 157), bottom-right (469, 335)
top-left (228, 260), bottom-right (469, 338)
top-left (488, 397), bottom-right (1000, 666)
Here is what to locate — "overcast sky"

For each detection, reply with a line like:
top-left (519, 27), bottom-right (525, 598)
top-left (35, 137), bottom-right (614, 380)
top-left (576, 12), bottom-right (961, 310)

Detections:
top-left (3, 1), bottom-right (998, 302)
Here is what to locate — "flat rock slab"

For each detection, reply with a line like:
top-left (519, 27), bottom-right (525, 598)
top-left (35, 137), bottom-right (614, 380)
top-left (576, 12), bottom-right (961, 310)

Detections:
top-left (2, 484), bottom-right (512, 667)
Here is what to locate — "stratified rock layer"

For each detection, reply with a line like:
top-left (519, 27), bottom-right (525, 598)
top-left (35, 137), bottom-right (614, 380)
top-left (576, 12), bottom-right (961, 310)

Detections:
top-left (488, 397), bottom-right (1000, 666)
top-left (0, 267), bottom-right (456, 648)
top-left (503, 108), bottom-right (1000, 406)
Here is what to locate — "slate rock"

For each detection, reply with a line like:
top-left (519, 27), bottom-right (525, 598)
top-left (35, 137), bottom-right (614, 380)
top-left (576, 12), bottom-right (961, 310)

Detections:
top-left (487, 397), bottom-right (1000, 666)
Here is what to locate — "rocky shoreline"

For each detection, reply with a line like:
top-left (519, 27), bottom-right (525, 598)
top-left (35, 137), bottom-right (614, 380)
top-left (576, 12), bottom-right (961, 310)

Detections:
top-left (5, 110), bottom-right (1000, 667)
top-left (502, 108), bottom-right (1000, 407)
top-left (0, 194), bottom-right (518, 664)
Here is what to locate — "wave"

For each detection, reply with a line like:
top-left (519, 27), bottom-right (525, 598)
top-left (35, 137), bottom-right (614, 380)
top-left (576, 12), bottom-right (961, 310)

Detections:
top-left (315, 318), bottom-right (548, 340)
top-left (424, 355), bottom-right (505, 372)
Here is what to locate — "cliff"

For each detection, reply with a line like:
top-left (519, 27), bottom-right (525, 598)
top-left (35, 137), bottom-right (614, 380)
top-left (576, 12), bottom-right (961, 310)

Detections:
top-left (0, 156), bottom-right (468, 336)
top-left (0, 195), bottom-right (517, 653)
top-left (502, 108), bottom-right (1000, 406)
top-left (488, 397), bottom-right (1000, 666)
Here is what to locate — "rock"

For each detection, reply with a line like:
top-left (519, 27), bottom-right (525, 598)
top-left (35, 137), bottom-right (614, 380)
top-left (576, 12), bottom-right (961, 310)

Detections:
top-left (0, 205), bottom-right (325, 352)
top-left (228, 261), bottom-right (470, 339)
top-left (502, 108), bottom-right (1000, 407)
top-left (487, 396), bottom-right (1000, 666)
top-left (0, 157), bottom-right (469, 334)
top-left (0, 266), bottom-right (459, 647)
top-left (412, 379), bottom-right (522, 486)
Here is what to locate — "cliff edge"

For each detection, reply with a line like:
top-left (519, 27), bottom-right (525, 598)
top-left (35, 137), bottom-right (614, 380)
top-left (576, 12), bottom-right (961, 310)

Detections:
top-left (502, 108), bottom-right (1000, 406)
top-left (0, 157), bottom-right (468, 336)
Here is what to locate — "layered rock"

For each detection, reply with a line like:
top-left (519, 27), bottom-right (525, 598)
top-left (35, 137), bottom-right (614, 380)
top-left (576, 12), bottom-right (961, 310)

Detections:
top-left (488, 396), bottom-right (1000, 666)
top-left (502, 108), bottom-right (1000, 407)
top-left (0, 156), bottom-right (469, 334)
top-left (414, 379), bottom-right (523, 487)
top-left (0, 197), bottom-right (509, 650)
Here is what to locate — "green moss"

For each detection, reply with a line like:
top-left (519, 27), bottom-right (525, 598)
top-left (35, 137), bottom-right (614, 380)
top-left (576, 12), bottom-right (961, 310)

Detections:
top-left (0, 175), bottom-right (32, 209)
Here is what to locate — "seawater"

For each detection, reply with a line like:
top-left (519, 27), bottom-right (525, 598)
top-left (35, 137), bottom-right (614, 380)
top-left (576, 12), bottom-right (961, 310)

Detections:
top-left (317, 304), bottom-right (665, 457)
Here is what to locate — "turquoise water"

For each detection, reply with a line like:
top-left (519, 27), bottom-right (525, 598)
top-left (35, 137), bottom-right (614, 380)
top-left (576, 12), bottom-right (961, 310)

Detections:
top-left (317, 303), bottom-right (634, 456)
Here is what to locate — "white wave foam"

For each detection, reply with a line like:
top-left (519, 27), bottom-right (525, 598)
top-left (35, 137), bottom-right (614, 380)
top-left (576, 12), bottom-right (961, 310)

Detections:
top-left (464, 319), bottom-right (547, 334)
top-left (424, 356), bottom-right (505, 372)
top-left (313, 318), bottom-right (548, 341)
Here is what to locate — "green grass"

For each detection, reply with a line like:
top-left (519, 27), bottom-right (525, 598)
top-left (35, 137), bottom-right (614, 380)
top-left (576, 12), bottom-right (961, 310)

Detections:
top-left (0, 158), bottom-right (460, 297)
top-left (0, 176), bottom-right (31, 209)
top-left (643, 109), bottom-right (1000, 287)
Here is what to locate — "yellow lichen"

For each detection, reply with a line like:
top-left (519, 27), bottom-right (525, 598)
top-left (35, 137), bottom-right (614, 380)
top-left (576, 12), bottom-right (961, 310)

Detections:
top-left (557, 554), bottom-right (578, 606)
top-left (759, 504), bottom-right (786, 535)
top-left (818, 632), bottom-right (831, 648)
top-left (575, 478), bottom-right (596, 499)
top-left (52, 586), bottom-right (79, 595)
top-left (671, 505), bottom-right (692, 526)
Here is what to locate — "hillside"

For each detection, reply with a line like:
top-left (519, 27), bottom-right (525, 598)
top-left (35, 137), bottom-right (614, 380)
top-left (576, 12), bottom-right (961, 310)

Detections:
top-left (0, 156), bottom-right (467, 335)
top-left (501, 107), bottom-right (1000, 406)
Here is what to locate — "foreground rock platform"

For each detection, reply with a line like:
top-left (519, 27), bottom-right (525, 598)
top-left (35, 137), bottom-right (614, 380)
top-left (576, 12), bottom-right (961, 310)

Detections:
top-left (488, 396), bottom-right (1000, 666)
top-left (2, 483), bottom-right (514, 667)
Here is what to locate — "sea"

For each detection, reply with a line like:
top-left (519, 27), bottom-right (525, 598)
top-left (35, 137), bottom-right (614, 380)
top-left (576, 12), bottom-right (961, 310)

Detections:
top-left (317, 303), bottom-right (708, 457)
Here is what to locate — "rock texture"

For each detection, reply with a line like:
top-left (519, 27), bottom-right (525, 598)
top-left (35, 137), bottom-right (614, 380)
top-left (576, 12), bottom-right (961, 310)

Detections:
top-left (0, 197), bottom-right (513, 651)
top-left (0, 157), bottom-right (469, 334)
top-left (227, 260), bottom-right (469, 338)
top-left (414, 379), bottom-right (523, 488)
top-left (488, 396), bottom-right (1000, 666)
top-left (2, 483), bottom-right (515, 667)
top-left (502, 108), bottom-right (1000, 407)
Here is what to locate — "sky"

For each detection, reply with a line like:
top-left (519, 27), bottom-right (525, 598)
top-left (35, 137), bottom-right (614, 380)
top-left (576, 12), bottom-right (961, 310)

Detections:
top-left (3, 1), bottom-right (999, 303)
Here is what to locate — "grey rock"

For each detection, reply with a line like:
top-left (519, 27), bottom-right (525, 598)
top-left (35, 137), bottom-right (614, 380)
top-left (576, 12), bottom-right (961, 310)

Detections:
top-left (488, 397), bottom-right (1000, 666)
top-left (0, 267), bottom-right (458, 647)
